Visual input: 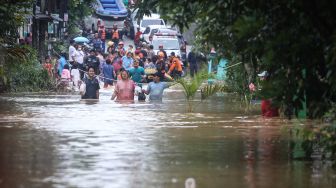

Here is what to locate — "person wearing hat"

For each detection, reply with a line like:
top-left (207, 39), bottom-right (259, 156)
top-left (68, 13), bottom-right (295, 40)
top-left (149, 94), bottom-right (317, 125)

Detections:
top-left (142, 72), bottom-right (172, 102)
top-left (257, 71), bottom-right (279, 117)
top-left (116, 41), bottom-right (125, 55)
top-left (126, 44), bottom-right (134, 56)
top-left (107, 42), bottom-right (115, 54)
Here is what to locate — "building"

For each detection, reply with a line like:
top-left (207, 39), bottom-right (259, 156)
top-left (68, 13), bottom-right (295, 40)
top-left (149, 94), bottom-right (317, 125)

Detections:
top-left (30, 0), bottom-right (68, 61)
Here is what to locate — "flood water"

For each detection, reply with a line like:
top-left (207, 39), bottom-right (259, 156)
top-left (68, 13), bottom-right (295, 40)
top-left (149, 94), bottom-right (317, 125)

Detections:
top-left (0, 87), bottom-right (335, 188)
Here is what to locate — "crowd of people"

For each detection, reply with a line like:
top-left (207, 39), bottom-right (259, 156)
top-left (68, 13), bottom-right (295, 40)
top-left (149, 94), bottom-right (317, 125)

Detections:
top-left (40, 33), bottom-right (279, 116)
top-left (40, 32), bottom-right (200, 102)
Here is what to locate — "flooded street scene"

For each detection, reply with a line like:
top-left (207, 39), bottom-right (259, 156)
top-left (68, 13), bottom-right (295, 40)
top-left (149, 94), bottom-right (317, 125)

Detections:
top-left (1, 0), bottom-right (336, 188)
top-left (0, 90), bottom-right (335, 187)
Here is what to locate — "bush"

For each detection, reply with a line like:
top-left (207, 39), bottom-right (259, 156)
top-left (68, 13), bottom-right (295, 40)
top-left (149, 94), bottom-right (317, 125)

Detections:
top-left (290, 106), bottom-right (336, 166)
top-left (3, 47), bottom-right (54, 92)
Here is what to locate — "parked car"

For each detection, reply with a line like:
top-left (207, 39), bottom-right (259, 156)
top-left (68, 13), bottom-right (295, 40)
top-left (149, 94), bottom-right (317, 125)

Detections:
top-left (152, 35), bottom-right (181, 57)
top-left (138, 14), bottom-right (165, 32)
top-left (151, 28), bottom-right (185, 46)
top-left (130, 10), bottom-right (166, 34)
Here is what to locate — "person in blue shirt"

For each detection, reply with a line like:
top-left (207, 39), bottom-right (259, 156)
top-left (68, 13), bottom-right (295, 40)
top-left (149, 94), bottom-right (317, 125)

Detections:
top-left (57, 52), bottom-right (67, 77)
top-left (103, 59), bottom-right (116, 88)
top-left (91, 33), bottom-right (102, 51)
top-left (143, 72), bottom-right (171, 101)
top-left (129, 60), bottom-right (145, 84)
top-left (121, 52), bottom-right (134, 71)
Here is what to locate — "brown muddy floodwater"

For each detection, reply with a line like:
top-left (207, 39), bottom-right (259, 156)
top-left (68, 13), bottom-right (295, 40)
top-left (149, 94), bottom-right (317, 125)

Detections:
top-left (0, 86), bottom-right (335, 188)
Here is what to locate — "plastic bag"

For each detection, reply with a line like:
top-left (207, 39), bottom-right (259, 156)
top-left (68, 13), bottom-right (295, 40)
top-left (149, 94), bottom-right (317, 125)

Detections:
top-left (138, 92), bottom-right (146, 101)
top-left (79, 82), bottom-right (86, 95)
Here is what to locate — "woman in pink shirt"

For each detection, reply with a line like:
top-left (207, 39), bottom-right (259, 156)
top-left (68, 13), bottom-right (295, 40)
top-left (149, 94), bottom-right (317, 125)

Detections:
top-left (61, 64), bottom-right (71, 80)
top-left (60, 64), bottom-right (71, 88)
top-left (111, 69), bottom-right (135, 102)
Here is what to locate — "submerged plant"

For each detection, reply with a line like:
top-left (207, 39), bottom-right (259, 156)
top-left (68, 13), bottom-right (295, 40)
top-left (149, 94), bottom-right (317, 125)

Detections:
top-left (175, 71), bottom-right (225, 112)
top-left (290, 120), bottom-right (336, 166)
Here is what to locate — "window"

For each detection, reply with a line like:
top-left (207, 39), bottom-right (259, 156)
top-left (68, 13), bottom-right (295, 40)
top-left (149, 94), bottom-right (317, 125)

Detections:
top-left (143, 27), bottom-right (150, 34)
top-left (152, 39), bottom-right (180, 50)
top-left (150, 29), bottom-right (159, 36)
top-left (140, 19), bottom-right (164, 27)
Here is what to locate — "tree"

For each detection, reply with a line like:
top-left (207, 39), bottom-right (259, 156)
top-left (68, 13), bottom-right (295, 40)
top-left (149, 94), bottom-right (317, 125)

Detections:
top-left (0, 0), bottom-right (35, 91)
top-left (68, 0), bottom-right (96, 38)
top-left (0, 0), bottom-right (33, 54)
top-left (135, 0), bottom-right (336, 118)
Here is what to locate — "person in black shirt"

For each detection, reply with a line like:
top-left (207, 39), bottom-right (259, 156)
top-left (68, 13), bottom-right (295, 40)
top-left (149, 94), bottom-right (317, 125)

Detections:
top-left (81, 66), bottom-right (100, 99)
top-left (84, 49), bottom-right (100, 75)
top-left (187, 50), bottom-right (198, 77)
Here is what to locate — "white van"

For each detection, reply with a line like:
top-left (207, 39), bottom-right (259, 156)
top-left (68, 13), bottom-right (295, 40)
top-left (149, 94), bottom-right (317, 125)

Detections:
top-left (139, 14), bottom-right (166, 32)
top-left (130, 9), bottom-right (166, 38)
top-left (152, 35), bottom-right (181, 57)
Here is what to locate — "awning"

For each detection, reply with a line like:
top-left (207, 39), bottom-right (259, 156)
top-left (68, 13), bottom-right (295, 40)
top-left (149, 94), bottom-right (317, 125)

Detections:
top-left (34, 13), bottom-right (63, 22)
top-left (35, 13), bottom-right (52, 20)
top-left (50, 14), bottom-right (63, 22)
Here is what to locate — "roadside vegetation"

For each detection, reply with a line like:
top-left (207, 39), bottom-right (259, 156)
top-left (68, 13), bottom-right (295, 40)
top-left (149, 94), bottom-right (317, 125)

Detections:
top-left (0, 0), bottom-right (54, 92)
top-left (135, 0), bottom-right (336, 119)
top-left (3, 47), bottom-right (53, 92)
top-left (135, 0), bottom-right (336, 165)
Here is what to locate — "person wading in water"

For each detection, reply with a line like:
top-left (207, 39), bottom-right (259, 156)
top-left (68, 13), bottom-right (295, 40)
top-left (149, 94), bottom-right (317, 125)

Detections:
top-left (111, 69), bottom-right (135, 102)
top-left (81, 66), bottom-right (100, 100)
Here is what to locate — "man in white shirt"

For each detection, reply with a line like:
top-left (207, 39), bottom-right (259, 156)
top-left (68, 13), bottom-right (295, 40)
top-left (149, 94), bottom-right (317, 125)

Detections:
top-left (68, 39), bottom-right (77, 65)
top-left (71, 63), bottom-right (80, 91)
top-left (75, 45), bottom-right (85, 79)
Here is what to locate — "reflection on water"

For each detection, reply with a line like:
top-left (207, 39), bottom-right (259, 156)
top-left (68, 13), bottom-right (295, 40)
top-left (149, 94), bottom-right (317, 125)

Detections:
top-left (0, 89), bottom-right (335, 188)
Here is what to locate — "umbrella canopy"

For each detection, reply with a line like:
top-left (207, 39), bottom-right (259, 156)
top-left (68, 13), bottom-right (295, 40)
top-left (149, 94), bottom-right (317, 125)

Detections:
top-left (73, 36), bottom-right (89, 43)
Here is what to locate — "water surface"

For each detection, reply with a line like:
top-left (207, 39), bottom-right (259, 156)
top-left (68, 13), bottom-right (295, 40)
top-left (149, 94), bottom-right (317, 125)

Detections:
top-left (0, 88), bottom-right (335, 188)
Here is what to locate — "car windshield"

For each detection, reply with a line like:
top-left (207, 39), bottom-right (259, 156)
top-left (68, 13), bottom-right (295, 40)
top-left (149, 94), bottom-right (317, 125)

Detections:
top-left (157, 29), bottom-right (177, 35)
top-left (141, 19), bottom-right (164, 27)
top-left (152, 39), bottom-right (180, 50)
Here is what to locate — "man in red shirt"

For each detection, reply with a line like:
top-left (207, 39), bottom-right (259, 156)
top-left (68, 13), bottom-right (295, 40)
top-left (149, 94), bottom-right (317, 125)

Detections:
top-left (258, 71), bottom-right (279, 117)
top-left (134, 27), bottom-right (142, 47)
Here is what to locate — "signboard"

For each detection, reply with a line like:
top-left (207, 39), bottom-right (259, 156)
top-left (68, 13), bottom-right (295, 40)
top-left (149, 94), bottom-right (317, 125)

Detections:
top-left (51, 14), bottom-right (59, 19)
top-left (48, 22), bottom-right (54, 34)
top-left (64, 13), bottom-right (68, 22)
top-left (35, 5), bottom-right (40, 13)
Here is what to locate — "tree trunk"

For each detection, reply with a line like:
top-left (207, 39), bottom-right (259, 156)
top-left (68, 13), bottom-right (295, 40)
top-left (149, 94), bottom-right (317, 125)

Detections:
top-left (38, 20), bottom-right (48, 62)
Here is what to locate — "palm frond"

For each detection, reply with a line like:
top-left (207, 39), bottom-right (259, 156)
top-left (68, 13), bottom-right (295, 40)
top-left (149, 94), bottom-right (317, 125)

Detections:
top-left (200, 84), bottom-right (224, 100)
top-left (175, 71), bottom-right (209, 100)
